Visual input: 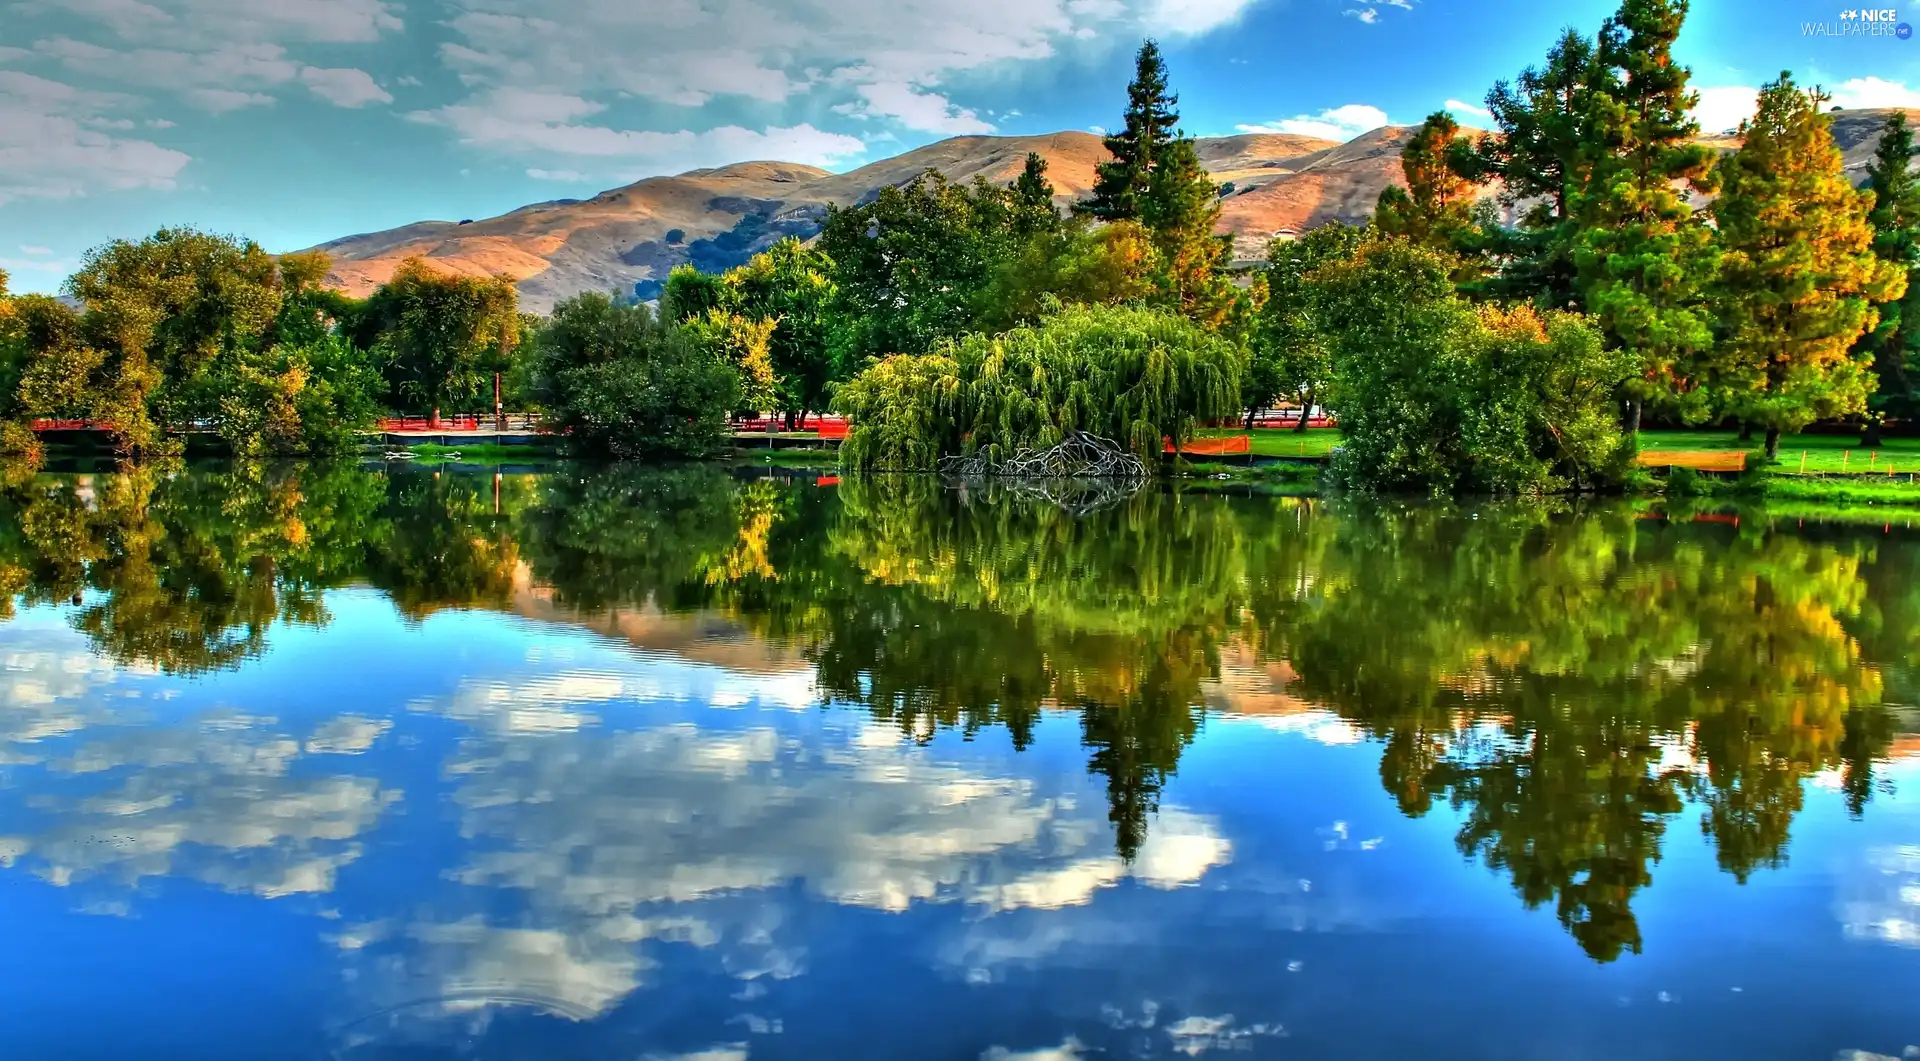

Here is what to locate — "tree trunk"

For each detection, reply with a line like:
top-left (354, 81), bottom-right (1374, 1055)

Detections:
top-left (1764, 427), bottom-right (1781, 462)
top-left (798, 410), bottom-right (808, 430)
top-left (1244, 406), bottom-right (1258, 431)
top-left (1739, 423), bottom-right (1754, 442)
top-left (1862, 419), bottom-right (1884, 447)
top-left (1625, 398), bottom-right (1641, 436)
top-left (1293, 388), bottom-right (1316, 433)
top-left (431, 406), bottom-right (441, 429)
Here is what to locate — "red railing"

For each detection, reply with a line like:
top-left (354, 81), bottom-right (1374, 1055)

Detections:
top-left (29, 418), bottom-right (112, 432)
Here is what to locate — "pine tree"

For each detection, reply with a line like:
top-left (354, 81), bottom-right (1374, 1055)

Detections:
top-left (1011, 152), bottom-right (1061, 238)
top-left (1572, 0), bottom-right (1720, 430)
top-left (1143, 137), bottom-right (1235, 329)
top-left (1856, 111), bottom-right (1920, 440)
top-left (1470, 29), bottom-right (1611, 308)
top-left (1710, 74), bottom-right (1903, 460)
top-left (1376, 112), bottom-right (1483, 255)
top-left (1080, 40), bottom-right (1180, 222)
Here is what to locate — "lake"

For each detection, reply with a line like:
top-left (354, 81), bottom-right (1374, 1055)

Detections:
top-left (0, 462), bottom-right (1915, 1061)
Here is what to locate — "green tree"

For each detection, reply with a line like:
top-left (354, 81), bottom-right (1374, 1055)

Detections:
top-left (1376, 112), bottom-right (1484, 256)
top-left (975, 219), bottom-right (1161, 334)
top-left (1316, 237), bottom-right (1632, 493)
top-left (64, 227), bottom-right (285, 455)
top-left (837, 304), bottom-right (1241, 469)
top-left (1079, 40), bottom-right (1180, 223)
top-left (1011, 152), bottom-right (1062, 238)
top-left (1468, 29), bottom-right (1609, 308)
top-left (683, 308), bottom-right (777, 414)
top-left (527, 292), bottom-right (739, 458)
top-left (1249, 222), bottom-right (1363, 430)
top-left (1709, 74), bottom-right (1902, 460)
top-left (361, 257), bottom-right (521, 418)
top-left (717, 238), bottom-right (839, 427)
top-left (1572, 0), bottom-right (1720, 430)
top-left (1856, 111), bottom-right (1920, 441)
top-left (818, 171), bottom-right (1024, 361)
top-left (1077, 40), bottom-right (1239, 331)
top-left (1143, 136), bottom-right (1240, 331)
top-left (660, 263), bottom-right (726, 323)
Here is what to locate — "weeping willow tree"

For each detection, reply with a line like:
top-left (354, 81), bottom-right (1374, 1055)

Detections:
top-left (835, 304), bottom-right (1242, 471)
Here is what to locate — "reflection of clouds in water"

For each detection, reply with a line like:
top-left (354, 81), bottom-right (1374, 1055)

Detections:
top-left (0, 624), bottom-right (400, 899)
top-left (1838, 844), bottom-right (1920, 948)
top-left (346, 705), bottom-right (1229, 1028)
top-left (981, 1039), bottom-right (1087, 1060)
top-left (0, 623), bottom-right (156, 759)
top-left (416, 661), bottom-right (819, 736)
top-left (305, 715), bottom-right (391, 755)
top-left (1217, 711), bottom-right (1363, 746)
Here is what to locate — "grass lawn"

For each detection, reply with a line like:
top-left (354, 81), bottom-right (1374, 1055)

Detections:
top-left (1636, 430), bottom-right (1920, 475)
top-left (1189, 426), bottom-right (1920, 475)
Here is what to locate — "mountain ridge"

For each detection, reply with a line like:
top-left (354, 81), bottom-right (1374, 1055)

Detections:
top-left (309, 109), bottom-right (1920, 313)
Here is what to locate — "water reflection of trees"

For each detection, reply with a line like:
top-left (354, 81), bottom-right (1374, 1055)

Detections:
top-left (0, 462), bottom-right (1911, 960)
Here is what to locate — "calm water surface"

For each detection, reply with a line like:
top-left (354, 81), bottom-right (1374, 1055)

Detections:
top-left (0, 463), bottom-right (1915, 1060)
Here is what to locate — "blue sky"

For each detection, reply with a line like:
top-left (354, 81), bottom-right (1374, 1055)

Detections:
top-left (4, 0), bottom-right (1919, 293)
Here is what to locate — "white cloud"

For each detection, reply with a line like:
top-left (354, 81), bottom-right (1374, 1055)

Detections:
top-left (1143, 0), bottom-right (1259, 35)
top-left (1344, 7), bottom-right (1379, 23)
top-left (412, 90), bottom-right (868, 171)
top-left (1693, 84), bottom-right (1758, 134)
top-left (1237, 103), bottom-right (1390, 141)
top-left (1384, 0), bottom-right (1414, 8)
top-left (850, 81), bottom-right (994, 134)
top-left (526, 168), bottom-right (590, 181)
top-left (18, 245), bottom-right (55, 255)
top-left (183, 87), bottom-right (274, 112)
top-left (395, 75), bottom-right (422, 87)
top-left (44, 0), bottom-right (403, 46)
top-left (1829, 76), bottom-right (1920, 110)
top-left (298, 66), bottom-right (391, 108)
top-left (0, 70), bottom-right (190, 202)
top-left (1445, 97), bottom-right (1492, 122)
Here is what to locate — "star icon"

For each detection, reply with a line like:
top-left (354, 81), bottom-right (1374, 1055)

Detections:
top-left (1842, 8), bottom-right (1859, 17)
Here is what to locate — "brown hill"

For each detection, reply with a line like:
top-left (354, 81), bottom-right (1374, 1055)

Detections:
top-left (310, 108), bottom-right (1920, 312)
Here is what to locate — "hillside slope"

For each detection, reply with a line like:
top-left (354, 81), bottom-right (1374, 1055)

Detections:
top-left (311, 108), bottom-right (1920, 311)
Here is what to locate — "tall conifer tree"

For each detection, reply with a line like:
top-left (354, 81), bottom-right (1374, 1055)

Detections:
top-left (1572, 0), bottom-right (1719, 430)
top-left (1710, 74), bottom-right (1902, 459)
top-left (1856, 111), bottom-right (1920, 440)
top-left (1080, 41), bottom-right (1179, 222)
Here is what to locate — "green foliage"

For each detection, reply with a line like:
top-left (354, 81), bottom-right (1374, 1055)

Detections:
top-left (1080, 40), bottom-right (1181, 223)
top-left (1375, 112), bottom-right (1485, 262)
top-left (706, 238), bottom-right (839, 422)
top-left (359, 257), bottom-right (521, 414)
top-left (661, 263), bottom-right (725, 323)
top-left (1467, 29), bottom-right (1606, 308)
top-left (1857, 111), bottom-right (1920, 428)
top-left (1710, 74), bottom-right (1901, 457)
top-left (975, 218), bottom-right (1160, 334)
top-left (1571, 0), bottom-right (1720, 423)
top-left (1248, 223), bottom-right (1363, 425)
top-left (818, 171), bottom-right (1028, 361)
top-left (682, 308), bottom-right (777, 413)
top-left (1316, 238), bottom-right (1633, 493)
top-left (836, 304), bottom-right (1242, 469)
top-left (527, 292), bottom-right (739, 459)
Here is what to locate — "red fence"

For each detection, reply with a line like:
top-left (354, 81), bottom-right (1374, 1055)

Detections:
top-left (1166, 435), bottom-right (1251, 456)
top-left (29, 419), bottom-right (112, 432)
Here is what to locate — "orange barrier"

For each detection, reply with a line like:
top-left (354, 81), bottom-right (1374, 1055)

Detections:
top-left (1638, 450), bottom-right (1746, 472)
top-left (1166, 434), bottom-right (1251, 456)
top-left (815, 419), bottom-right (849, 440)
top-left (29, 418), bottom-right (109, 432)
